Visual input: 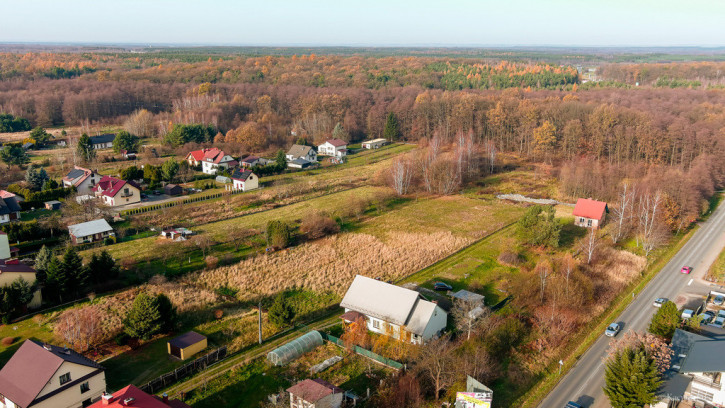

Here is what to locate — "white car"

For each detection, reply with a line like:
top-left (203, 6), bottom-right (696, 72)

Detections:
top-left (714, 316), bottom-right (725, 328)
top-left (605, 323), bottom-right (621, 337)
top-left (653, 298), bottom-right (668, 307)
top-left (682, 309), bottom-right (695, 319)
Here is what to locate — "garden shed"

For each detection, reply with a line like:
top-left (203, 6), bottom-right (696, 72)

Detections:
top-left (44, 200), bottom-right (62, 210)
top-left (267, 330), bottom-right (323, 366)
top-left (167, 331), bottom-right (207, 360)
top-left (164, 184), bottom-right (183, 196)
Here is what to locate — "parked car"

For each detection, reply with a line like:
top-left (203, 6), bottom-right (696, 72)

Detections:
top-left (700, 311), bottom-right (716, 324)
top-left (140, 193), bottom-right (148, 199)
top-left (653, 297), bottom-right (668, 307)
top-left (714, 315), bottom-right (725, 328)
top-left (565, 402), bottom-right (583, 408)
top-left (717, 309), bottom-right (725, 319)
top-left (680, 266), bottom-right (692, 274)
top-left (713, 295), bottom-right (725, 306)
top-left (605, 323), bottom-right (620, 337)
top-left (682, 309), bottom-right (696, 319)
top-left (433, 282), bottom-right (453, 291)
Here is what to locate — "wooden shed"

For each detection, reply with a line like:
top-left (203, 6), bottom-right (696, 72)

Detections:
top-left (167, 331), bottom-right (207, 360)
top-left (164, 184), bottom-right (183, 196)
top-left (44, 200), bottom-right (62, 210)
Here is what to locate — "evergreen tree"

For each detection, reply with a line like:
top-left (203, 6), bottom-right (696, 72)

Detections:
top-left (275, 149), bottom-right (287, 170)
top-left (266, 220), bottom-right (292, 249)
top-left (77, 133), bottom-right (96, 163)
top-left (268, 292), bottom-right (295, 328)
top-left (383, 112), bottom-right (400, 141)
top-left (156, 294), bottom-right (177, 333)
top-left (124, 292), bottom-right (162, 340)
top-left (34, 245), bottom-right (53, 284)
top-left (516, 205), bottom-right (561, 247)
top-left (44, 256), bottom-right (69, 302)
top-left (29, 127), bottom-right (51, 145)
top-left (332, 122), bottom-right (349, 141)
top-left (161, 159), bottom-right (180, 182)
top-left (0, 144), bottom-right (30, 168)
top-left (604, 348), bottom-right (661, 408)
top-left (648, 301), bottom-right (681, 339)
top-left (61, 247), bottom-right (87, 297)
top-left (112, 130), bottom-right (140, 153)
top-left (25, 167), bottom-right (44, 190)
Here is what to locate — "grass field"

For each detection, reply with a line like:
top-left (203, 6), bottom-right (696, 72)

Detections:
top-left (709, 245), bottom-right (725, 282)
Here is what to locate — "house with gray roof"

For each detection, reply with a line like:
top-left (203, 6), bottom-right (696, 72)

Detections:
top-left (286, 144), bottom-right (317, 163)
top-left (62, 166), bottom-right (101, 195)
top-left (0, 194), bottom-right (21, 224)
top-left (0, 339), bottom-right (106, 408)
top-left (68, 219), bottom-right (115, 245)
top-left (339, 275), bottom-right (447, 344)
top-left (89, 134), bottom-right (115, 149)
top-left (658, 329), bottom-right (725, 406)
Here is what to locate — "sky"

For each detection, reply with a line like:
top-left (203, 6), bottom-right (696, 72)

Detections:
top-left (1, 0), bottom-right (725, 47)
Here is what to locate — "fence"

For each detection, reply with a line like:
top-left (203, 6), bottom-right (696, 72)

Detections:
top-left (138, 346), bottom-right (228, 394)
top-left (120, 188), bottom-right (246, 216)
top-left (320, 333), bottom-right (404, 370)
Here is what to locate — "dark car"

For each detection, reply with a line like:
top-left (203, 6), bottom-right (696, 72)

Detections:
top-left (565, 402), bottom-right (583, 408)
top-left (433, 282), bottom-right (453, 291)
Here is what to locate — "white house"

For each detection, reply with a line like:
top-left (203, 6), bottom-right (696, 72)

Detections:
top-left (93, 176), bottom-right (141, 207)
top-left (0, 340), bottom-right (106, 408)
top-left (287, 379), bottom-right (343, 408)
top-left (340, 275), bottom-right (447, 344)
top-left (0, 195), bottom-right (21, 224)
top-left (361, 138), bottom-right (387, 149)
top-left (200, 149), bottom-right (238, 175)
top-left (658, 329), bottom-right (725, 407)
top-left (286, 145), bottom-right (317, 163)
top-left (231, 169), bottom-right (259, 192)
top-left (89, 134), bottom-right (115, 150)
top-left (68, 219), bottom-right (115, 245)
top-left (317, 139), bottom-right (347, 157)
top-left (62, 166), bottom-right (101, 195)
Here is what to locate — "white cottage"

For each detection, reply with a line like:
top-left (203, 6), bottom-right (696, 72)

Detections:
top-left (317, 139), bottom-right (347, 157)
top-left (340, 275), bottom-right (447, 344)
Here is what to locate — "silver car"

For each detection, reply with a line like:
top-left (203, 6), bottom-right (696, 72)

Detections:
top-left (605, 323), bottom-right (620, 337)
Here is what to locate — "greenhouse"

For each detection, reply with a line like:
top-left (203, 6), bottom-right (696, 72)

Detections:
top-left (267, 330), bottom-right (324, 366)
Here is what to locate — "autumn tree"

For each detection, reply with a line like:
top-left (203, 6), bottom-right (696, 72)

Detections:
top-left (123, 109), bottom-right (155, 138)
top-left (389, 155), bottom-right (414, 195)
top-left (416, 334), bottom-right (456, 402)
top-left (578, 227), bottom-right (601, 265)
top-left (610, 182), bottom-right (636, 243)
top-left (451, 296), bottom-right (489, 340)
top-left (637, 190), bottom-right (669, 257)
top-left (533, 120), bottom-right (557, 162)
top-left (300, 211), bottom-right (340, 240)
top-left (54, 306), bottom-right (105, 352)
top-left (340, 316), bottom-right (371, 350)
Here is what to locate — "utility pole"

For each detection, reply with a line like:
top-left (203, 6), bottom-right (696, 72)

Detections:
top-left (258, 301), bottom-right (263, 344)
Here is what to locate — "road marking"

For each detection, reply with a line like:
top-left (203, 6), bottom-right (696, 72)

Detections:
top-left (688, 279), bottom-right (694, 286)
top-left (575, 360), bottom-right (604, 397)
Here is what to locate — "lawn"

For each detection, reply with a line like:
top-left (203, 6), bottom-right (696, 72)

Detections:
top-left (466, 166), bottom-right (561, 200)
top-left (103, 336), bottom-right (188, 391)
top-left (0, 314), bottom-right (57, 365)
top-left (708, 245), bottom-right (725, 282)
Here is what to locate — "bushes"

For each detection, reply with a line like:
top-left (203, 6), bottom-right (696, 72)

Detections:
top-left (6, 184), bottom-right (74, 209)
top-left (164, 124), bottom-right (216, 147)
top-left (0, 219), bottom-right (46, 242)
top-left (516, 205), bottom-right (561, 247)
top-left (300, 212), bottom-right (340, 240)
top-left (266, 220), bottom-right (292, 249)
top-left (0, 113), bottom-right (31, 133)
top-left (268, 292), bottom-right (295, 328)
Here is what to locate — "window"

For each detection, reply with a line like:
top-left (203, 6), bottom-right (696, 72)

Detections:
top-left (587, 219), bottom-right (593, 227)
top-left (59, 372), bottom-right (71, 385)
top-left (80, 382), bottom-right (90, 393)
top-left (372, 319), bottom-right (381, 329)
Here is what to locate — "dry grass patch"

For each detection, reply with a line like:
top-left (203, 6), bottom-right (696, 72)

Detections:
top-left (193, 230), bottom-right (470, 298)
top-left (588, 247), bottom-right (646, 315)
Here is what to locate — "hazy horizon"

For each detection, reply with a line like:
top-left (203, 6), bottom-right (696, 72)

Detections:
top-left (2, 0), bottom-right (725, 47)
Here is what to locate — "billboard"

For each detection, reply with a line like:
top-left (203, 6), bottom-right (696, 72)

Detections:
top-left (455, 392), bottom-right (492, 408)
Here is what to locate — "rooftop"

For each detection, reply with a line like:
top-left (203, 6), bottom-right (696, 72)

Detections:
top-left (88, 385), bottom-right (190, 408)
top-left (89, 133), bottom-right (116, 144)
top-left (168, 331), bottom-right (206, 349)
top-left (286, 379), bottom-right (343, 403)
top-left (68, 219), bottom-right (114, 238)
top-left (323, 138), bottom-right (347, 147)
top-left (287, 144), bottom-right (314, 158)
top-left (0, 259), bottom-right (37, 274)
top-left (573, 198), bottom-right (608, 220)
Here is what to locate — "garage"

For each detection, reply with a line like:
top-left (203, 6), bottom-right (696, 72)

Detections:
top-left (167, 331), bottom-right (207, 360)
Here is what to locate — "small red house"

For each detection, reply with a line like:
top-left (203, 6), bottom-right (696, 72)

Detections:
top-left (573, 198), bottom-right (608, 228)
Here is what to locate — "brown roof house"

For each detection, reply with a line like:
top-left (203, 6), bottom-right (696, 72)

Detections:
top-left (0, 340), bottom-right (106, 408)
top-left (167, 332), bottom-right (207, 360)
top-left (317, 139), bottom-right (347, 158)
top-left (573, 198), bottom-right (609, 228)
top-left (287, 379), bottom-right (343, 408)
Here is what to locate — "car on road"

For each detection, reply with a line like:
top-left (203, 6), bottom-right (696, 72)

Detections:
top-left (680, 266), bottom-right (692, 274)
top-left (565, 402), bottom-right (583, 408)
top-left (605, 323), bottom-right (620, 337)
top-left (433, 282), bottom-right (453, 291)
top-left (713, 295), bottom-right (725, 306)
top-left (653, 297), bottom-right (668, 307)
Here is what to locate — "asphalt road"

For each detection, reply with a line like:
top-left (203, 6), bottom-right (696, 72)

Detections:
top-left (539, 199), bottom-right (725, 408)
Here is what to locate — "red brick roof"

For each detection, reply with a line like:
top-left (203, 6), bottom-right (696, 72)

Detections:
top-left (287, 379), bottom-right (343, 403)
top-left (96, 175), bottom-right (137, 198)
top-left (187, 148), bottom-right (220, 162)
top-left (88, 385), bottom-right (191, 408)
top-left (573, 198), bottom-right (608, 221)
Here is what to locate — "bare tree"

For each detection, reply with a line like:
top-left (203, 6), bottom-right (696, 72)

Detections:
top-left (54, 307), bottom-right (105, 352)
top-left (560, 253), bottom-right (576, 297)
top-left (451, 297), bottom-right (489, 340)
top-left (191, 234), bottom-right (215, 258)
top-left (578, 227), bottom-right (600, 265)
top-left (229, 227), bottom-right (255, 251)
top-left (535, 258), bottom-right (552, 303)
top-left (123, 109), bottom-right (156, 138)
top-left (484, 140), bottom-right (497, 174)
top-left (389, 155), bottom-right (414, 195)
top-left (610, 182), bottom-right (636, 243)
top-left (416, 334), bottom-right (456, 402)
top-left (638, 190), bottom-right (668, 257)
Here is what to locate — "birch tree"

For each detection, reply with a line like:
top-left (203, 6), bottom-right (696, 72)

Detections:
top-left (610, 182), bottom-right (636, 243)
top-left (390, 155), bottom-right (414, 195)
top-left (638, 190), bottom-right (668, 257)
top-left (579, 227), bottom-right (600, 265)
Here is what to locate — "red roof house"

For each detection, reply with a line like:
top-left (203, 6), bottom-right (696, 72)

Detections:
top-left (573, 198), bottom-right (608, 228)
top-left (89, 385), bottom-right (190, 408)
top-left (185, 148), bottom-right (220, 166)
top-left (287, 379), bottom-right (344, 408)
top-left (94, 176), bottom-right (141, 207)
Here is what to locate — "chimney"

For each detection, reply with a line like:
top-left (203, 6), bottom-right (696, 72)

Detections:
top-left (162, 393), bottom-right (169, 404)
top-left (123, 397), bottom-right (135, 406)
top-left (101, 392), bottom-right (114, 405)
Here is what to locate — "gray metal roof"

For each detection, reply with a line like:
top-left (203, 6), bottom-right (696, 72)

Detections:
top-left (68, 219), bottom-right (113, 238)
top-left (290, 158), bottom-right (311, 165)
top-left (680, 339), bottom-right (725, 373)
top-left (451, 289), bottom-right (485, 304)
